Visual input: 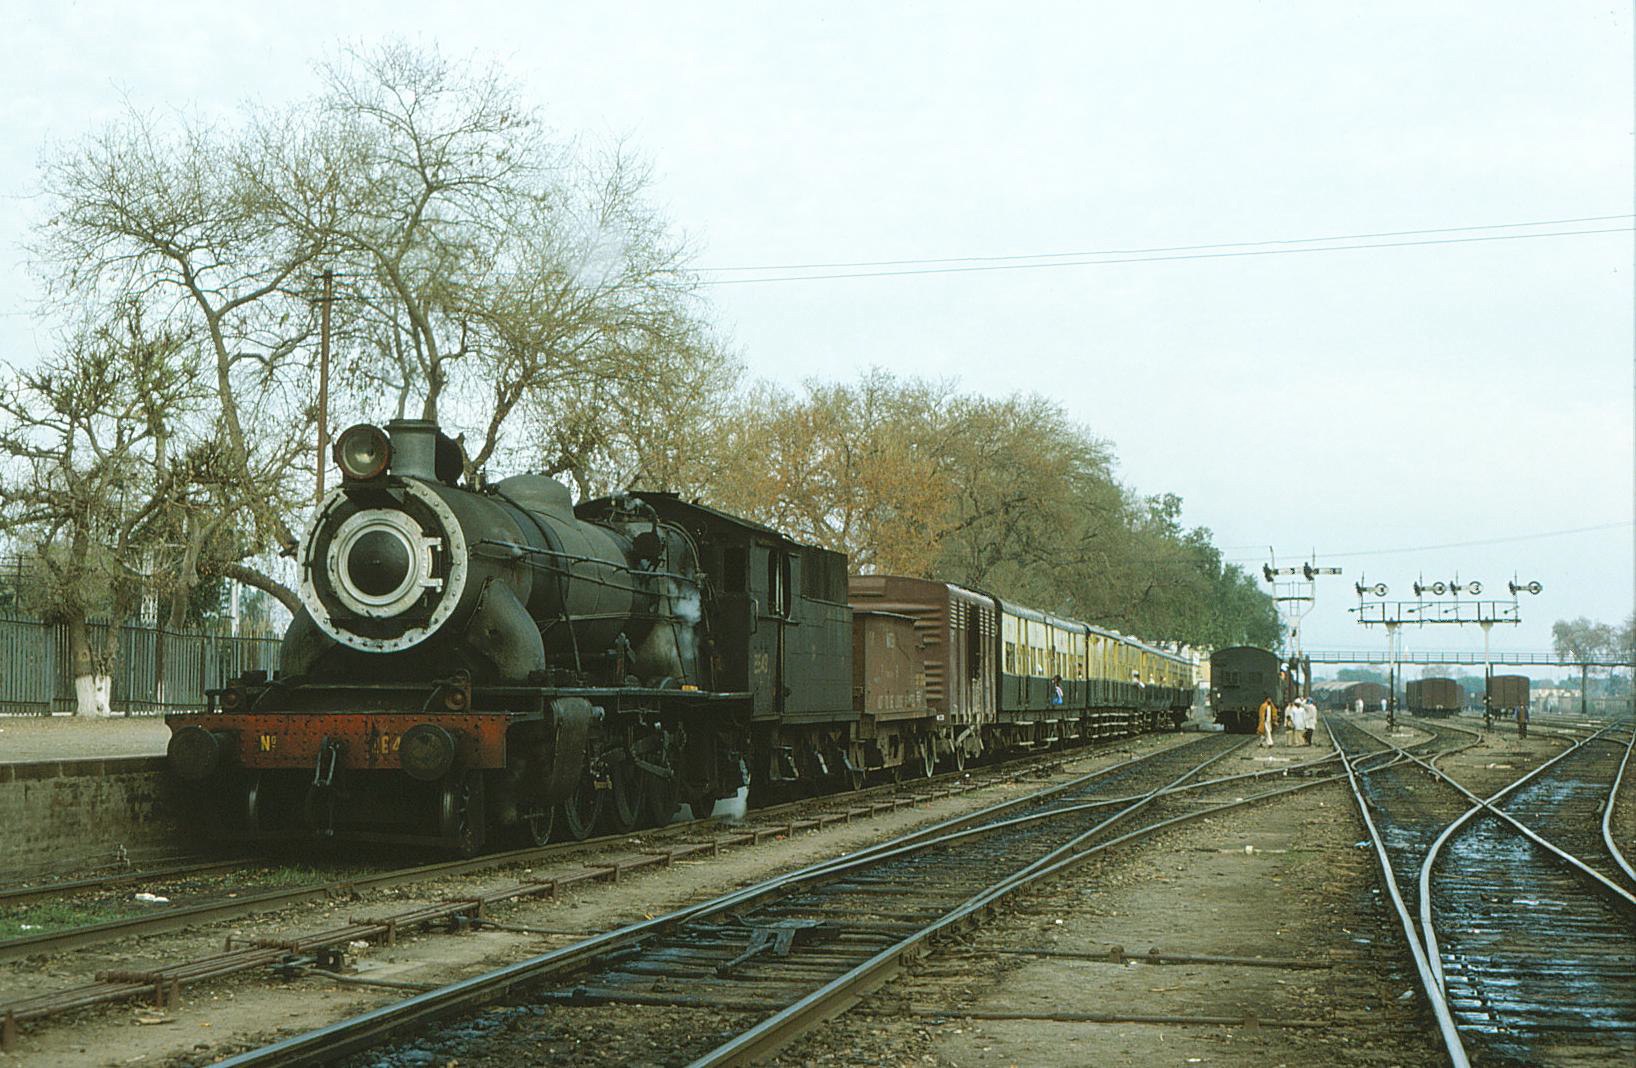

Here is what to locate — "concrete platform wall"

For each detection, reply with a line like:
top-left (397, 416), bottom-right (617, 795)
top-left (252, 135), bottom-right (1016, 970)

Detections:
top-left (0, 758), bottom-right (190, 877)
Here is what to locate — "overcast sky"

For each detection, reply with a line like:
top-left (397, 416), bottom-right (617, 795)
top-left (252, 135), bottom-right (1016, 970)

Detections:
top-left (1, 1), bottom-right (1631, 665)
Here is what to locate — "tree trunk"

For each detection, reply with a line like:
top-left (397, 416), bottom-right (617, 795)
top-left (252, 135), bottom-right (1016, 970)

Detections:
top-left (154, 591), bottom-right (188, 709)
top-left (66, 616), bottom-right (113, 718)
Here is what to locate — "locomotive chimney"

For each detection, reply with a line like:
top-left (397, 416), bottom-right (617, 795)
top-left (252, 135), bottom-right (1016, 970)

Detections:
top-left (386, 419), bottom-right (439, 480)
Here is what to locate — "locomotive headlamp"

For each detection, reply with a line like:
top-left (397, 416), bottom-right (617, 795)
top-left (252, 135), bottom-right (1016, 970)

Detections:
top-left (335, 423), bottom-right (392, 482)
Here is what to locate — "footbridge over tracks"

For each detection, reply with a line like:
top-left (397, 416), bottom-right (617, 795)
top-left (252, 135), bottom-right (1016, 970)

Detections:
top-left (1304, 649), bottom-right (1631, 669)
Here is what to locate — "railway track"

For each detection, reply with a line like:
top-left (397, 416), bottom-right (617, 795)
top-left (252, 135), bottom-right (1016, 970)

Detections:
top-left (0, 739), bottom-right (1089, 964)
top-left (1332, 712), bottom-right (1636, 1066)
top-left (0, 735), bottom-right (1163, 1051)
top-left (0, 856), bottom-right (246, 909)
top-left (210, 730), bottom-right (1407, 1066)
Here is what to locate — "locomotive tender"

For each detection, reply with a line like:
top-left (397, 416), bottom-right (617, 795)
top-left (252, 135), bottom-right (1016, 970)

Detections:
top-left (166, 419), bottom-right (1198, 852)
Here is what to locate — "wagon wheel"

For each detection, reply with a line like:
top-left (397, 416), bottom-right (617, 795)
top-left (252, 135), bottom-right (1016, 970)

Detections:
top-left (826, 747), bottom-right (863, 792)
top-left (918, 739), bottom-right (936, 779)
top-left (437, 769), bottom-right (486, 856)
top-left (951, 742), bottom-right (966, 773)
top-left (557, 769), bottom-right (604, 842)
top-left (601, 759), bottom-right (646, 834)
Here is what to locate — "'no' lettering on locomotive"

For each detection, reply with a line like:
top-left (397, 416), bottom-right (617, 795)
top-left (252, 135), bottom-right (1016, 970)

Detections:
top-left (166, 419), bottom-right (1200, 853)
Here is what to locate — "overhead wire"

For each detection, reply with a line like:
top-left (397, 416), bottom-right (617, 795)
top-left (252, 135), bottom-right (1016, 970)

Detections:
top-left (697, 213), bottom-right (1636, 272)
top-left (1228, 521), bottom-right (1634, 565)
top-left (696, 225), bottom-right (1634, 286)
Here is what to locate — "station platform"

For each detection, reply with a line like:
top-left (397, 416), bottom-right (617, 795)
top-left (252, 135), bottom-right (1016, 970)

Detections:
top-left (0, 715), bottom-right (171, 763)
top-left (0, 717), bottom-right (185, 878)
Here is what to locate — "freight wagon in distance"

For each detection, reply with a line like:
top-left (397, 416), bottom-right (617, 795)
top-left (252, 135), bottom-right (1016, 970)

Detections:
top-left (1406, 677), bottom-right (1462, 717)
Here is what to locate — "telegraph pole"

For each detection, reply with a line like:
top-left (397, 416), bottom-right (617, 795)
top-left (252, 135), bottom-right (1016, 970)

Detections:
top-left (315, 269), bottom-right (333, 505)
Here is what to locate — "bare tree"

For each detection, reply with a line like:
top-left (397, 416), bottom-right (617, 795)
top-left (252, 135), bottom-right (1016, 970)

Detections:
top-left (0, 304), bottom-right (205, 714)
top-left (32, 41), bottom-right (720, 618)
top-left (36, 101), bottom-right (338, 611)
top-left (312, 45), bottom-right (716, 470)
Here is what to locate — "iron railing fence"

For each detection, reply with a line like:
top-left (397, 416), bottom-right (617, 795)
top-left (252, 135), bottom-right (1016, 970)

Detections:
top-left (0, 616), bottom-right (281, 717)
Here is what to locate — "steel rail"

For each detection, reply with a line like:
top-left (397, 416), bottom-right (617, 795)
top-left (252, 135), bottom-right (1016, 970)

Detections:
top-left (212, 735), bottom-right (1251, 1066)
top-left (0, 857), bottom-right (246, 907)
top-left (0, 734), bottom-right (1209, 1046)
top-left (1414, 723), bottom-right (1636, 992)
top-left (1410, 721), bottom-right (1636, 992)
top-left (1602, 727), bottom-right (1636, 885)
top-left (0, 740), bottom-right (1081, 963)
top-left (692, 745), bottom-right (1351, 1066)
top-left (1328, 714), bottom-right (1472, 1068)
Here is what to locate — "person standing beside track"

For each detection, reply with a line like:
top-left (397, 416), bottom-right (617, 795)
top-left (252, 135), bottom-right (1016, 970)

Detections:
top-left (1257, 695), bottom-right (1278, 747)
top-left (1284, 697), bottom-right (1301, 746)
top-left (1516, 703), bottom-right (1529, 739)
top-left (1302, 698), bottom-right (1317, 747)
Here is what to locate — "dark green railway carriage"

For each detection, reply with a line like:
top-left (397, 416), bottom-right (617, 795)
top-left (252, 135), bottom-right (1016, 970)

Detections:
top-left (1209, 646), bottom-right (1284, 734)
top-left (994, 599), bottom-right (1195, 744)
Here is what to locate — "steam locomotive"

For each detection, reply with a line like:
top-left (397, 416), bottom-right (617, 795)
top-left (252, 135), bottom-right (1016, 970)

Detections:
top-left (166, 419), bottom-right (1198, 852)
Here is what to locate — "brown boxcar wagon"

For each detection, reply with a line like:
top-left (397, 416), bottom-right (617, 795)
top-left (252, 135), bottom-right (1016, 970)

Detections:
top-left (847, 575), bottom-right (996, 774)
top-left (1323, 680), bottom-right (1386, 711)
top-left (1489, 674), bottom-right (1530, 713)
top-left (1407, 677), bottom-right (1462, 717)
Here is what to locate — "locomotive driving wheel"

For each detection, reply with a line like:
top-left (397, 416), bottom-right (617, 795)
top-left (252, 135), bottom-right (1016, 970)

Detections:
top-left (603, 759), bottom-right (647, 834)
top-left (643, 766), bottom-right (678, 828)
top-left (557, 767), bottom-right (605, 842)
top-left (437, 769), bottom-right (486, 856)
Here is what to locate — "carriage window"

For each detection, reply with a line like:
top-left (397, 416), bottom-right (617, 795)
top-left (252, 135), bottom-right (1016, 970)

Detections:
top-left (800, 548), bottom-right (847, 603)
top-left (1004, 641), bottom-right (1016, 673)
